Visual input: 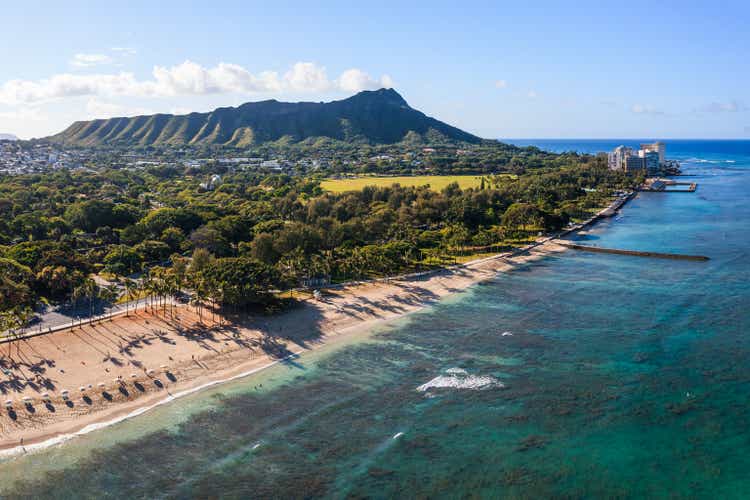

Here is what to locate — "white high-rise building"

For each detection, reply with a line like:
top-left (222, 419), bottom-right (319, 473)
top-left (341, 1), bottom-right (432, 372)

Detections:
top-left (609, 142), bottom-right (668, 174)
top-left (608, 145), bottom-right (633, 170)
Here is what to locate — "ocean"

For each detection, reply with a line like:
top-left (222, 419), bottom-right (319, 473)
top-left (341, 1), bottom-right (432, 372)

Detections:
top-left (1, 140), bottom-right (749, 498)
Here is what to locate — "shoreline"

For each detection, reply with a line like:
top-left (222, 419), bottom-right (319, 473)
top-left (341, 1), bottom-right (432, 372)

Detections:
top-left (0, 239), bottom-right (569, 458)
top-left (0, 195), bottom-right (630, 459)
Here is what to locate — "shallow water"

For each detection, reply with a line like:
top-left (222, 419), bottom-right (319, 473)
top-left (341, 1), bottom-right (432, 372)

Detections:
top-left (1, 141), bottom-right (749, 498)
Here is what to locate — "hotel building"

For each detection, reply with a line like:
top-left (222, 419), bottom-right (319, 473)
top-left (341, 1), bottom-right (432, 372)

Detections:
top-left (608, 142), bottom-right (666, 174)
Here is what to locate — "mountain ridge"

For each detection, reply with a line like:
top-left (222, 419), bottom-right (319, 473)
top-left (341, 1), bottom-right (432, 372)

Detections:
top-left (48, 89), bottom-right (482, 147)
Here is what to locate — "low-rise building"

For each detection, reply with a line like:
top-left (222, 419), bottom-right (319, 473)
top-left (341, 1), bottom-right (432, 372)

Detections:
top-left (640, 141), bottom-right (665, 164)
top-left (624, 155), bottom-right (646, 173)
top-left (639, 150), bottom-right (660, 173)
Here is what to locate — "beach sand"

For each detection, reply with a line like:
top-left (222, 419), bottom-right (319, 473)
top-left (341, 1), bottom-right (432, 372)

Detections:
top-left (0, 240), bottom-right (566, 453)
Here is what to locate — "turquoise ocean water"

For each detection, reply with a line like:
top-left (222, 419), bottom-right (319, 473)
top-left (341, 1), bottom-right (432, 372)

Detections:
top-left (1, 140), bottom-right (749, 498)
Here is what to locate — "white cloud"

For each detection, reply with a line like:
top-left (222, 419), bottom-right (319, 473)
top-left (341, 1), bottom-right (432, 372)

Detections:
top-left (527, 90), bottom-right (538, 98)
top-left (337, 69), bottom-right (393, 92)
top-left (0, 61), bottom-right (392, 105)
top-left (631, 104), bottom-right (664, 115)
top-left (85, 98), bottom-right (154, 119)
top-left (696, 100), bottom-right (747, 113)
top-left (149, 61), bottom-right (286, 95)
top-left (0, 107), bottom-right (47, 121)
top-left (71, 53), bottom-right (114, 68)
top-left (284, 62), bottom-right (330, 92)
top-left (0, 72), bottom-right (142, 104)
top-left (494, 80), bottom-right (507, 89)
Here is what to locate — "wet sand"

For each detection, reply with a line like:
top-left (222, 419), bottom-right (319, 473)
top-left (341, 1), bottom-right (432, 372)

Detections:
top-left (0, 240), bottom-right (566, 454)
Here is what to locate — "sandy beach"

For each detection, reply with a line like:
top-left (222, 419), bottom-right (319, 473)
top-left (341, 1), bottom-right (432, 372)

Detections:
top-left (0, 240), bottom-right (567, 454)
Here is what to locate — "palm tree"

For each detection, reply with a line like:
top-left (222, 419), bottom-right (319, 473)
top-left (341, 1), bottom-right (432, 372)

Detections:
top-left (145, 271), bottom-right (160, 315)
top-left (170, 255), bottom-right (187, 318)
top-left (72, 281), bottom-right (89, 328)
top-left (278, 249), bottom-right (305, 296)
top-left (163, 271), bottom-right (180, 319)
top-left (192, 279), bottom-right (209, 324)
top-left (140, 271), bottom-right (151, 310)
top-left (150, 268), bottom-right (164, 316)
top-left (1, 309), bottom-right (23, 357)
top-left (123, 278), bottom-right (136, 317)
top-left (100, 284), bottom-right (119, 320)
top-left (17, 306), bottom-right (33, 336)
top-left (82, 278), bottom-right (99, 325)
top-left (205, 276), bottom-right (220, 324)
top-left (0, 311), bottom-right (11, 339)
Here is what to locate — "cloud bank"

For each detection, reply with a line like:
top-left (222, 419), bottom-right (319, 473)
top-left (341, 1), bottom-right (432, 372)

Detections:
top-left (0, 61), bottom-right (394, 105)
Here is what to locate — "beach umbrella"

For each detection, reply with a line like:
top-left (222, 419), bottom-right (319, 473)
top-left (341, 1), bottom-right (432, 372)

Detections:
top-left (98, 383), bottom-right (106, 389)
top-left (79, 386), bottom-right (86, 392)
top-left (147, 369), bottom-right (156, 376)
top-left (41, 393), bottom-right (50, 401)
top-left (22, 396), bottom-right (33, 403)
top-left (160, 365), bottom-right (168, 370)
top-left (130, 373), bottom-right (138, 378)
top-left (4, 400), bottom-right (12, 408)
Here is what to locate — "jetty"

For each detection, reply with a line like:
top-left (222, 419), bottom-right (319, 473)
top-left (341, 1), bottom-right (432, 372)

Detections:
top-left (554, 241), bottom-right (709, 261)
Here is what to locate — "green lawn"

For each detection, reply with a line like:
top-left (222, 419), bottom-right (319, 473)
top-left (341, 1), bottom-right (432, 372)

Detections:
top-left (320, 175), bottom-right (512, 192)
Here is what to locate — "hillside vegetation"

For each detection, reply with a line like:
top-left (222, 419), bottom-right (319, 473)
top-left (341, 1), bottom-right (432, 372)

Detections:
top-left (49, 89), bottom-right (481, 148)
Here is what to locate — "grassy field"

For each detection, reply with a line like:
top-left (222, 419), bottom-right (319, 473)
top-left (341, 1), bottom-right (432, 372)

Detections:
top-left (321, 175), bottom-right (510, 192)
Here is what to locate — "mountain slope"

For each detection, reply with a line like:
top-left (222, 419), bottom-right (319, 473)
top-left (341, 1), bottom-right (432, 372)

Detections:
top-left (0, 133), bottom-right (18, 141)
top-left (48, 89), bottom-right (481, 147)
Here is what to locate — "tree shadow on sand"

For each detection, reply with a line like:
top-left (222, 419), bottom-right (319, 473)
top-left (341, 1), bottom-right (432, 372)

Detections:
top-left (227, 301), bottom-right (327, 353)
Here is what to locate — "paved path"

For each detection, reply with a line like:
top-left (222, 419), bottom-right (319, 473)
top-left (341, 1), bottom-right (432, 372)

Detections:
top-left (22, 297), bottom-right (172, 336)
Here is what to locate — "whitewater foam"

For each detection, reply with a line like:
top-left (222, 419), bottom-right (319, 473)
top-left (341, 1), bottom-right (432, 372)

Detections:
top-left (416, 368), bottom-right (504, 392)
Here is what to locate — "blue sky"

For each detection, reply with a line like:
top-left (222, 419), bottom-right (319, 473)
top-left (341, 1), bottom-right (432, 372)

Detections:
top-left (1, 0), bottom-right (749, 139)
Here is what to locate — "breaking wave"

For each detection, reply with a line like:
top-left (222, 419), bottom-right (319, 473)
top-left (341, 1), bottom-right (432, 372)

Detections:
top-left (416, 368), bottom-right (504, 392)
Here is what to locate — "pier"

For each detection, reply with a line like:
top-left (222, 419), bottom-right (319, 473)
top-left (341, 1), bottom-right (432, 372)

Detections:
top-left (554, 241), bottom-right (709, 261)
top-left (640, 179), bottom-right (697, 192)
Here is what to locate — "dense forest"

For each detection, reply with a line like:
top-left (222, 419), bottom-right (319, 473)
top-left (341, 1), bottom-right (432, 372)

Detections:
top-left (0, 146), bottom-right (635, 328)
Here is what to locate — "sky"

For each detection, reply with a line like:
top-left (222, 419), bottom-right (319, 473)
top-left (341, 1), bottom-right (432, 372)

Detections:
top-left (1, 0), bottom-right (749, 140)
